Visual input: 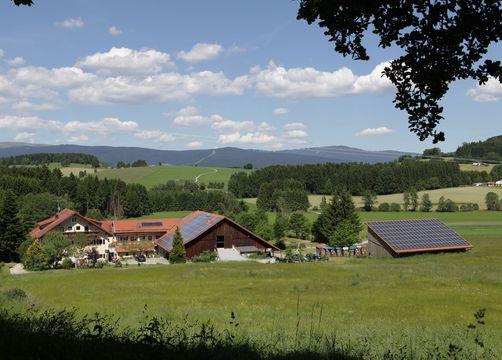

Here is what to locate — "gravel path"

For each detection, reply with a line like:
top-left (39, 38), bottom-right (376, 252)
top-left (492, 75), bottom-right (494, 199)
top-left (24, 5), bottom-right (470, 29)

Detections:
top-left (9, 263), bottom-right (29, 275)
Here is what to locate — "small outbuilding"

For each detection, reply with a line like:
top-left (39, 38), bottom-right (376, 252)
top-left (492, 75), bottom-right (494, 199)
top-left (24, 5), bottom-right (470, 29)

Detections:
top-left (366, 219), bottom-right (471, 257)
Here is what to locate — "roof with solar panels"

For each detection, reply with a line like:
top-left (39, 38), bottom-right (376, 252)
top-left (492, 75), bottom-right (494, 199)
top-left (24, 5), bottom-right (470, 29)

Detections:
top-left (155, 210), bottom-right (278, 252)
top-left (366, 219), bottom-right (472, 256)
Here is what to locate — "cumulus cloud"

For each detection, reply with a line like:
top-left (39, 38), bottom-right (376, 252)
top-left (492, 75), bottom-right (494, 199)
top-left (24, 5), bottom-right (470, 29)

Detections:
top-left (11, 101), bottom-right (58, 111)
top-left (218, 132), bottom-right (277, 145)
top-left (283, 129), bottom-right (308, 139)
top-left (76, 47), bottom-right (173, 75)
top-left (177, 43), bottom-right (223, 63)
top-left (356, 126), bottom-right (395, 136)
top-left (273, 107), bottom-right (288, 115)
top-left (108, 26), bottom-right (123, 36)
top-left (186, 141), bottom-right (203, 148)
top-left (67, 135), bottom-right (89, 143)
top-left (63, 117), bottom-right (138, 134)
top-left (172, 106), bottom-right (223, 127)
top-left (7, 57), bottom-right (26, 66)
top-left (211, 119), bottom-right (255, 132)
top-left (56, 17), bottom-right (84, 29)
top-left (12, 66), bottom-right (96, 88)
top-left (69, 71), bottom-right (249, 104)
top-left (252, 61), bottom-right (393, 98)
top-left (467, 78), bottom-right (502, 102)
top-left (134, 130), bottom-right (174, 142)
top-left (14, 131), bottom-right (35, 143)
top-left (284, 122), bottom-right (306, 130)
top-left (0, 115), bottom-right (47, 129)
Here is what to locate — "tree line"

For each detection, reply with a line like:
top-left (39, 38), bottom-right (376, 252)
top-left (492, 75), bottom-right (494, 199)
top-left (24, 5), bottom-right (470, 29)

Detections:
top-left (229, 160), bottom-right (478, 198)
top-left (455, 135), bottom-right (502, 161)
top-left (0, 153), bottom-right (100, 168)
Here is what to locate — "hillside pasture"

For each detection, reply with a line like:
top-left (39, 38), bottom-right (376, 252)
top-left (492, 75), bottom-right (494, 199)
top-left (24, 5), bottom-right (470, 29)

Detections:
top-left (96, 165), bottom-right (248, 189)
top-left (459, 163), bottom-right (496, 173)
top-left (11, 162), bottom-right (99, 177)
top-left (1, 211), bottom-right (501, 356)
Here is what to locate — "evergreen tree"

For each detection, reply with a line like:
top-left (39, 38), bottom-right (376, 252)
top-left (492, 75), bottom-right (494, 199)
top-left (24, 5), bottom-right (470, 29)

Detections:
top-left (409, 188), bottom-right (419, 211)
top-left (319, 196), bottom-right (327, 212)
top-left (312, 192), bottom-right (362, 245)
top-left (273, 212), bottom-right (289, 240)
top-left (23, 239), bottom-right (47, 271)
top-left (420, 193), bottom-right (433, 212)
top-left (289, 212), bottom-right (310, 239)
top-left (362, 191), bottom-right (377, 212)
top-left (169, 227), bottom-right (186, 264)
top-left (0, 190), bottom-right (25, 262)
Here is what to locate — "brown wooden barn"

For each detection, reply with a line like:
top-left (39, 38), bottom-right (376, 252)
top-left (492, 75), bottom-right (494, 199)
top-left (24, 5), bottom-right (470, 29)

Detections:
top-left (156, 211), bottom-right (278, 258)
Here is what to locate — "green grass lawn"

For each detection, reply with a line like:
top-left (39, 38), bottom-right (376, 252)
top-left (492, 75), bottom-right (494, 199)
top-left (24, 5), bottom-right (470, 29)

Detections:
top-left (1, 211), bottom-right (502, 353)
top-left (96, 165), bottom-right (248, 189)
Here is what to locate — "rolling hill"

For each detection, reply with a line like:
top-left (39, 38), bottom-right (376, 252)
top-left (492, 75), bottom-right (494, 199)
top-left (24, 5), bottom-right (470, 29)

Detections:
top-left (0, 143), bottom-right (416, 168)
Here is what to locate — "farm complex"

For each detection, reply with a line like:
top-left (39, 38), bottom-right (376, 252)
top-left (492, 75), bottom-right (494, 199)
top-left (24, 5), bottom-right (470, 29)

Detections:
top-left (30, 208), bottom-right (277, 261)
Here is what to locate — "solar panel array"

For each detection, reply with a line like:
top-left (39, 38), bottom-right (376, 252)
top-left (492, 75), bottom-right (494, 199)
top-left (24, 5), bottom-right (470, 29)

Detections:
top-left (141, 222), bottom-right (163, 227)
top-left (156, 212), bottom-right (223, 251)
top-left (367, 219), bottom-right (471, 252)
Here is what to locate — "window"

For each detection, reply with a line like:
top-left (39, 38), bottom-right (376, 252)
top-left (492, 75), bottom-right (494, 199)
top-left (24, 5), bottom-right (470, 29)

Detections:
top-left (71, 217), bottom-right (76, 223)
top-left (76, 226), bottom-right (81, 231)
top-left (59, 227), bottom-right (64, 232)
top-left (67, 226), bottom-right (72, 231)
top-left (148, 236), bottom-right (152, 241)
top-left (85, 226), bottom-right (89, 232)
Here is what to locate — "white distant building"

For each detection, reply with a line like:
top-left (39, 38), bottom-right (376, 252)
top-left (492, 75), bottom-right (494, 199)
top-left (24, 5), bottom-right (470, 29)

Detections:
top-left (496, 179), bottom-right (502, 186)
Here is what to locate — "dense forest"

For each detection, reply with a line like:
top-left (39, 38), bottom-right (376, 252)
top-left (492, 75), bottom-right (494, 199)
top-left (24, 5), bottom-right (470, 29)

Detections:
top-left (228, 160), bottom-right (492, 198)
top-left (0, 153), bottom-right (100, 167)
top-left (455, 135), bottom-right (502, 161)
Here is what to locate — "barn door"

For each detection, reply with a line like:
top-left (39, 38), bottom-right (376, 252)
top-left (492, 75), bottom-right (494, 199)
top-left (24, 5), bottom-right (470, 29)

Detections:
top-left (216, 235), bottom-right (225, 248)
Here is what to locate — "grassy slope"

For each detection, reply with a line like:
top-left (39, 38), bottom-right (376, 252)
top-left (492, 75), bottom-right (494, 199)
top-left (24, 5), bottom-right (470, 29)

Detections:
top-left (2, 212), bottom-right (501, 350)
top-left (459, 163), bottom-right (496, 173)
top-left (96, 165), bottom-right (247, 189)
top-left (242, 186), bottom-right (502, 210)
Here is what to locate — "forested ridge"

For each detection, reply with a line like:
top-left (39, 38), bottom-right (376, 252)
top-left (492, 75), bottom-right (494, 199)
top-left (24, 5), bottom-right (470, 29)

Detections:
top-left (229, 160), bottom-right (494, 198)
top-left (455, 135), bottom-right (502, 161)
top-left (0, 153), bottom-right (100, 167)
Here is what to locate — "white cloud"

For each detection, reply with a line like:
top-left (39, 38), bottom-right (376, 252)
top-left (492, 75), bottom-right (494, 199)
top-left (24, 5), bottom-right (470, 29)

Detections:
top-left (56, 17), bottom-right (84, 29)
top-left (356, 126), bottom-right (395, 136)
top-left (283, 130), bottom-right (308, 139)
top-left (108, 26), bottom-right (123, 36)
top-left (69, 71), bottom-right (249, 104)
top-left (63, 117), bottom-right (138, 134)
top-left (14, 131), bottom-right (35, 143)
top-left (0, 49), bottom-right (4, 57)
top-left (177, 43), bottom-right (223, 63)
top-left (253, 61), bottom-right (393, 98)
top-left (273, 107), bottom-right (288, 115)
top-left (467, 78), bottom-right (502, 102)
top-left (211, 119), bottom-right (255, 132)
top-left (0, 115), bottom-right (46, 129)
top-left (218, 132), bottom-right (277, 145)
top-left (12, 66), bottom-right (96, 88)
top-left (7, 57), bottom-right (26, 66)
top-left (257, 122), bottom-right (274, 132)
top-left (134, 130), bottom-right (174, 142)
top-left (172, 106), bottom-right (223, 127)
top-left (76, 47), bottom-right (173, 75)
top-left (186, 141), bottom-right (203, 148)
top-left (284, 122), bottom-right (306, 130)
top-left (11, 101), bottom-right (58, 111)
top-left (67, 135), bottom-right (89, 143)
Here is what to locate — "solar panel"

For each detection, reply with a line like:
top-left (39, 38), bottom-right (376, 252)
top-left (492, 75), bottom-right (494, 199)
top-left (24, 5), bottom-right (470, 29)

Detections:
top-left (141, 222), bottom-right (163, 227)
top-left (367, 219), bottom-right (471, 253)
top-left (155, 212), bottom-right (223, 251)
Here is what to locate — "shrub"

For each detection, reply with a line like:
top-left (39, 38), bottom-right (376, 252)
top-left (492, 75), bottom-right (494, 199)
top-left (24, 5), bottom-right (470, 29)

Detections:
top-left (378, 202), bottom-right (390, 212)
top-left (191, 251), bottom-right (218, 263)
top-left (114, 260), bottom-right (122, 268)
top-left (3, 288), bottom-right (26, 300)
top-left (95, 260), bottom-right (105, 269)
top-left (61, 258), bottom-right (74, 270)
top-left (390, 203), bottom-right (401, 212)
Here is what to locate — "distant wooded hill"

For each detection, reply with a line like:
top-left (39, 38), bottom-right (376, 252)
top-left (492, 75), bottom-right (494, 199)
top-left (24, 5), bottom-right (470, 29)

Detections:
top-left (0, 153), bottom-right (100, 167)
top-left (455, 135), bottom-right (502, 161)
top-left (0, 143), bottom-right (416, 168)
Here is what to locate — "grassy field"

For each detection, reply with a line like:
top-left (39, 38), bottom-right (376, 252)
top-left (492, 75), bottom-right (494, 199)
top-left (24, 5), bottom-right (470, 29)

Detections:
top-left (1, 211), bottom-right (502, 355)
top-left (12, 162), bottom-right (99, 177)
top-left (96, 165), bottom-right (248, 189)
top-left (459, 163), bottom-right (496, 173)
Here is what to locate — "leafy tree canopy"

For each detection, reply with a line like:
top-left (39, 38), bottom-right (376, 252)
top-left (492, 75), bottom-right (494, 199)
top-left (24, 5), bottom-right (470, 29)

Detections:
top-left (297, 1), bottom-right (502, 143)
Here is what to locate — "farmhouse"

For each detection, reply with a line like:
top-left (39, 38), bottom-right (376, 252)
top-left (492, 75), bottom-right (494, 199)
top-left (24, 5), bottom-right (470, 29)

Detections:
top-left (366, 219), bottom-right (471, 257)
top-left (31, 209), bottom-right (277, 261)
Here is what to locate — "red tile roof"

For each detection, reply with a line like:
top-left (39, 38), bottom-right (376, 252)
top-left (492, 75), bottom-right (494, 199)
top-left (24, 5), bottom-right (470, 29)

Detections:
top-left (100, 218), bottom-right (178, 234)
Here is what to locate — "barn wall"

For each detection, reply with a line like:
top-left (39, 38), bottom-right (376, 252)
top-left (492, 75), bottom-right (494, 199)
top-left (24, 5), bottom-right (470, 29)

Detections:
top-left (367, 231), bottom-right (395, 258)
top-left (185, 220), bottom-right (267, 258)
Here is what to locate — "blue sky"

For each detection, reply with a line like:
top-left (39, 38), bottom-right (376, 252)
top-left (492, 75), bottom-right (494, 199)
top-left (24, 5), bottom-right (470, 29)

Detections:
top-left (0, 0), bottom-right (501, 153)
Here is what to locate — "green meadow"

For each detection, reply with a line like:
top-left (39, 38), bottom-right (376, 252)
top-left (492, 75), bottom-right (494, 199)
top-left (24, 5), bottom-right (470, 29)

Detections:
top-left (96, 165), bottom-right (248, 189)
top-left (1, 210), bottom-right (501, 355)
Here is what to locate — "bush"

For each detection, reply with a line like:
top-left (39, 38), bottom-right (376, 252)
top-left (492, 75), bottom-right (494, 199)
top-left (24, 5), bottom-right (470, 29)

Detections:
top-left (114, 260), bottom-right (122, 268)
top-left (390, 203), bottom-right (401, 212)
top-left (3, 288), bottom-right (26, 300)
top-left (378, 202), bottom-right (390, 212)
top-left (95, 260), bottom-right (106, 269)
top-left (191, 251), bottom-right (217, 263)
top-left (61, 258), bottom-right (74, 270)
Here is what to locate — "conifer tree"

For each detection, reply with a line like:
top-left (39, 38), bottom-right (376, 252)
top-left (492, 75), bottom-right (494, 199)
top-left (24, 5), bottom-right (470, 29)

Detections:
top-left (0, 190), bottom-right (25, 262)
top-left (169, 227), bottom-right (186, 264)
top-left (312, 192), bottom-right (362, 245)
top-left (24, 239), bottom-right (47, 271)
